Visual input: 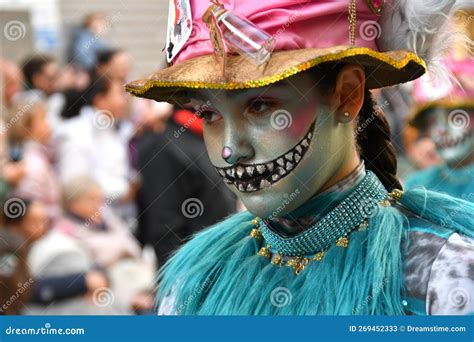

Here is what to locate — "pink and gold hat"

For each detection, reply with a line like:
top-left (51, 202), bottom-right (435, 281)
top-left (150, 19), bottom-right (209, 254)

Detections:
top-left (125, 0), bottom-right (453, 104)
top-left (409, 56), bottom-right (474, 127)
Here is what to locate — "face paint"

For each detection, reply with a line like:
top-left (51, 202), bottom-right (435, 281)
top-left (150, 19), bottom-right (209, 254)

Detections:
top-left (425, 108), bottom-right (474, 166)
top-left (190, 72), bottom-right (352, 218)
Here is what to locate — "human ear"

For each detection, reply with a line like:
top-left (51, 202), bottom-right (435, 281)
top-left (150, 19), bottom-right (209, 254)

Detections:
top-left (330, 64), bottom-right (366, 123)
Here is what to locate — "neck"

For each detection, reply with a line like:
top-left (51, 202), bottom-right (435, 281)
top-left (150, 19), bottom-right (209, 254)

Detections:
top-left (269, 155), bottom-right (364, 236)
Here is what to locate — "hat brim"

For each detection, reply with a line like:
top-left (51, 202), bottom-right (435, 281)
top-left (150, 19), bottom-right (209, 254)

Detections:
top-left (125, 46), bottom-right (426, 104)
top-left (409, 99), bottom-right (474, 129)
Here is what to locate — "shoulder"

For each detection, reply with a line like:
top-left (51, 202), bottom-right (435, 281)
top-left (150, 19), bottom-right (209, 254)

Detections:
top-left (401, 208), bottom-right (474, 315)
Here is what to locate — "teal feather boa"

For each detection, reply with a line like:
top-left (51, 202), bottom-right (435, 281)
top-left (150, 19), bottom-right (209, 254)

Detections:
top-left (157, 183), bottom-right (474, 315)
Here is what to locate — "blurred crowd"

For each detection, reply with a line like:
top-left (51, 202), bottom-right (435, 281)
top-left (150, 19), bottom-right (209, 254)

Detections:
top-left (0, 9), bottom-right (472, 315)
top-left (0, 12), bottom-right (236, 315)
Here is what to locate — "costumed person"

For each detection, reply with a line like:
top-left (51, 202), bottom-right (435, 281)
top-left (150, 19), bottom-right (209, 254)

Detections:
top-left (404, 9), bottom-right (474, 201)
top-left (126, 0), bottom-right (474, 315)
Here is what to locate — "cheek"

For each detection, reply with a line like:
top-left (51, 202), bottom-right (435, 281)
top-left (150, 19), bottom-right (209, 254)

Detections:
top-left (203, 124), bottom-right (224, 164)
top-left (286, 100), bottom-right (319, 138)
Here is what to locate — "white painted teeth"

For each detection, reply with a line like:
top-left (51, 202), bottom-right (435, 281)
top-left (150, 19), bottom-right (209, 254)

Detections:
top-left (216, 125), bottom-right (315, 192)
top-left (236, 166), bottom-right (245, 178)
top-left (260, 179), bottom-right (271, 189)
top-left (256, 165), bottom-right (266, 174)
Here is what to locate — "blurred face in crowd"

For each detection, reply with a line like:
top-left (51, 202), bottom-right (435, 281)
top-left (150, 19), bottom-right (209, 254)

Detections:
top-left (423, 107), bottom-right (474, 167)
top-left (406, 137), bottom-right (441, 170)
top-left (98, 52), bottom-right (131, 84)
top-left (32, 61), bottom-right (58, 96)
top-left (94, 81), bottom-right (128, 121)
top-left (68, 185), bottom-right (104, 225)
top-left (189, 66), bottom-right (364, 218)
top-left (14, 202), bottom-right (48, 243)
top-left (28, 104), bottom-right (52, 145)
top-left (1, 61), bottom-right (23, 108)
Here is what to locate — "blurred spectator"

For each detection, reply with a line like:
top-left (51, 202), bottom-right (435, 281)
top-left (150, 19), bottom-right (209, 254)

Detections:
top-left (6, 92), bottom-right (61, 222)
top-left (1, 60), bottom-right (24, 109)
top-left (69, 12), bottom-right (109, 70)
top-left (403, 126), bottom-right (442, 170)
top-left (56, 176), bottom-right (141, 267)
top-left (1, 61), bottom-right (27, 193)
top-left (56, 77), bottom-right (137, 215)
top-left (21, 55), bottom-right (58, 97)
top-left (0, 229), bottom-right (32, 315)
top-left (137, 109), bottom-right (237, 265)
top-left (96, 49), bottom-right (131, 84)
top-left (55, 176), bottom-right (154, 311)
top-left (2, 199), bottom-right (129, 315)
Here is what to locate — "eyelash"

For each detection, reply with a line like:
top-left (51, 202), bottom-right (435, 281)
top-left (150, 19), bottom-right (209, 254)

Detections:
top-left (247, 98), bottom-right (278, 115)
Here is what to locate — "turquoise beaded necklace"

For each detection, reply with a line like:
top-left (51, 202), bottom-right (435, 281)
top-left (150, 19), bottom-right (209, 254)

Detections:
top-left (249, 171), bottom-right (391, 274)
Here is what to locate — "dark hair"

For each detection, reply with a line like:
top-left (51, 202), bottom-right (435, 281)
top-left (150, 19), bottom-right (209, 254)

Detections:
top-left (312, 63), bottom-right (402, 191)
top-left (82, 76), bottom-right (113, 106)
top-left (96, 49), bottom-right (123, 67)
top-left (0, 229), bottom-right (32, 315)
top-left (21, 55), bottom-right (54, 89)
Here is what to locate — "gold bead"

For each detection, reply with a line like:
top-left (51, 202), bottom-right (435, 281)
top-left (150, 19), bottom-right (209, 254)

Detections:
top-left (258, 245), bottom-right (271, 259)
top-left (249, 228), bottom-right (262, 241)
top-left (336, 236), bottom-right (349, 248)
top-left (379, 199), bottom-right (391, 207)
top-left (388, 189), bottom-right (403, 201)
top-left (313, 251), bottom-right (325, 261)
top-left (272, 254), bottom-right (282, 266)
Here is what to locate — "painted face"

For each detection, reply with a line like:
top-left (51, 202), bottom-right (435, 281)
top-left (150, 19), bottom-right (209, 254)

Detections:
top-left (424, 107), bottom-right (474, 166)
top-left (190, 72), bottom-right (351, 218)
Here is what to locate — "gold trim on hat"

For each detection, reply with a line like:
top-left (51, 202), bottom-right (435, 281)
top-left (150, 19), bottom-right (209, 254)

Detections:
top-left (125, 47), bottom-right (426, 97)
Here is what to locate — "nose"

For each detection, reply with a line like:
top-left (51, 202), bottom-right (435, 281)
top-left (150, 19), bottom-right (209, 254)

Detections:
top-left (221, 130), bottom-right (254, 165)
